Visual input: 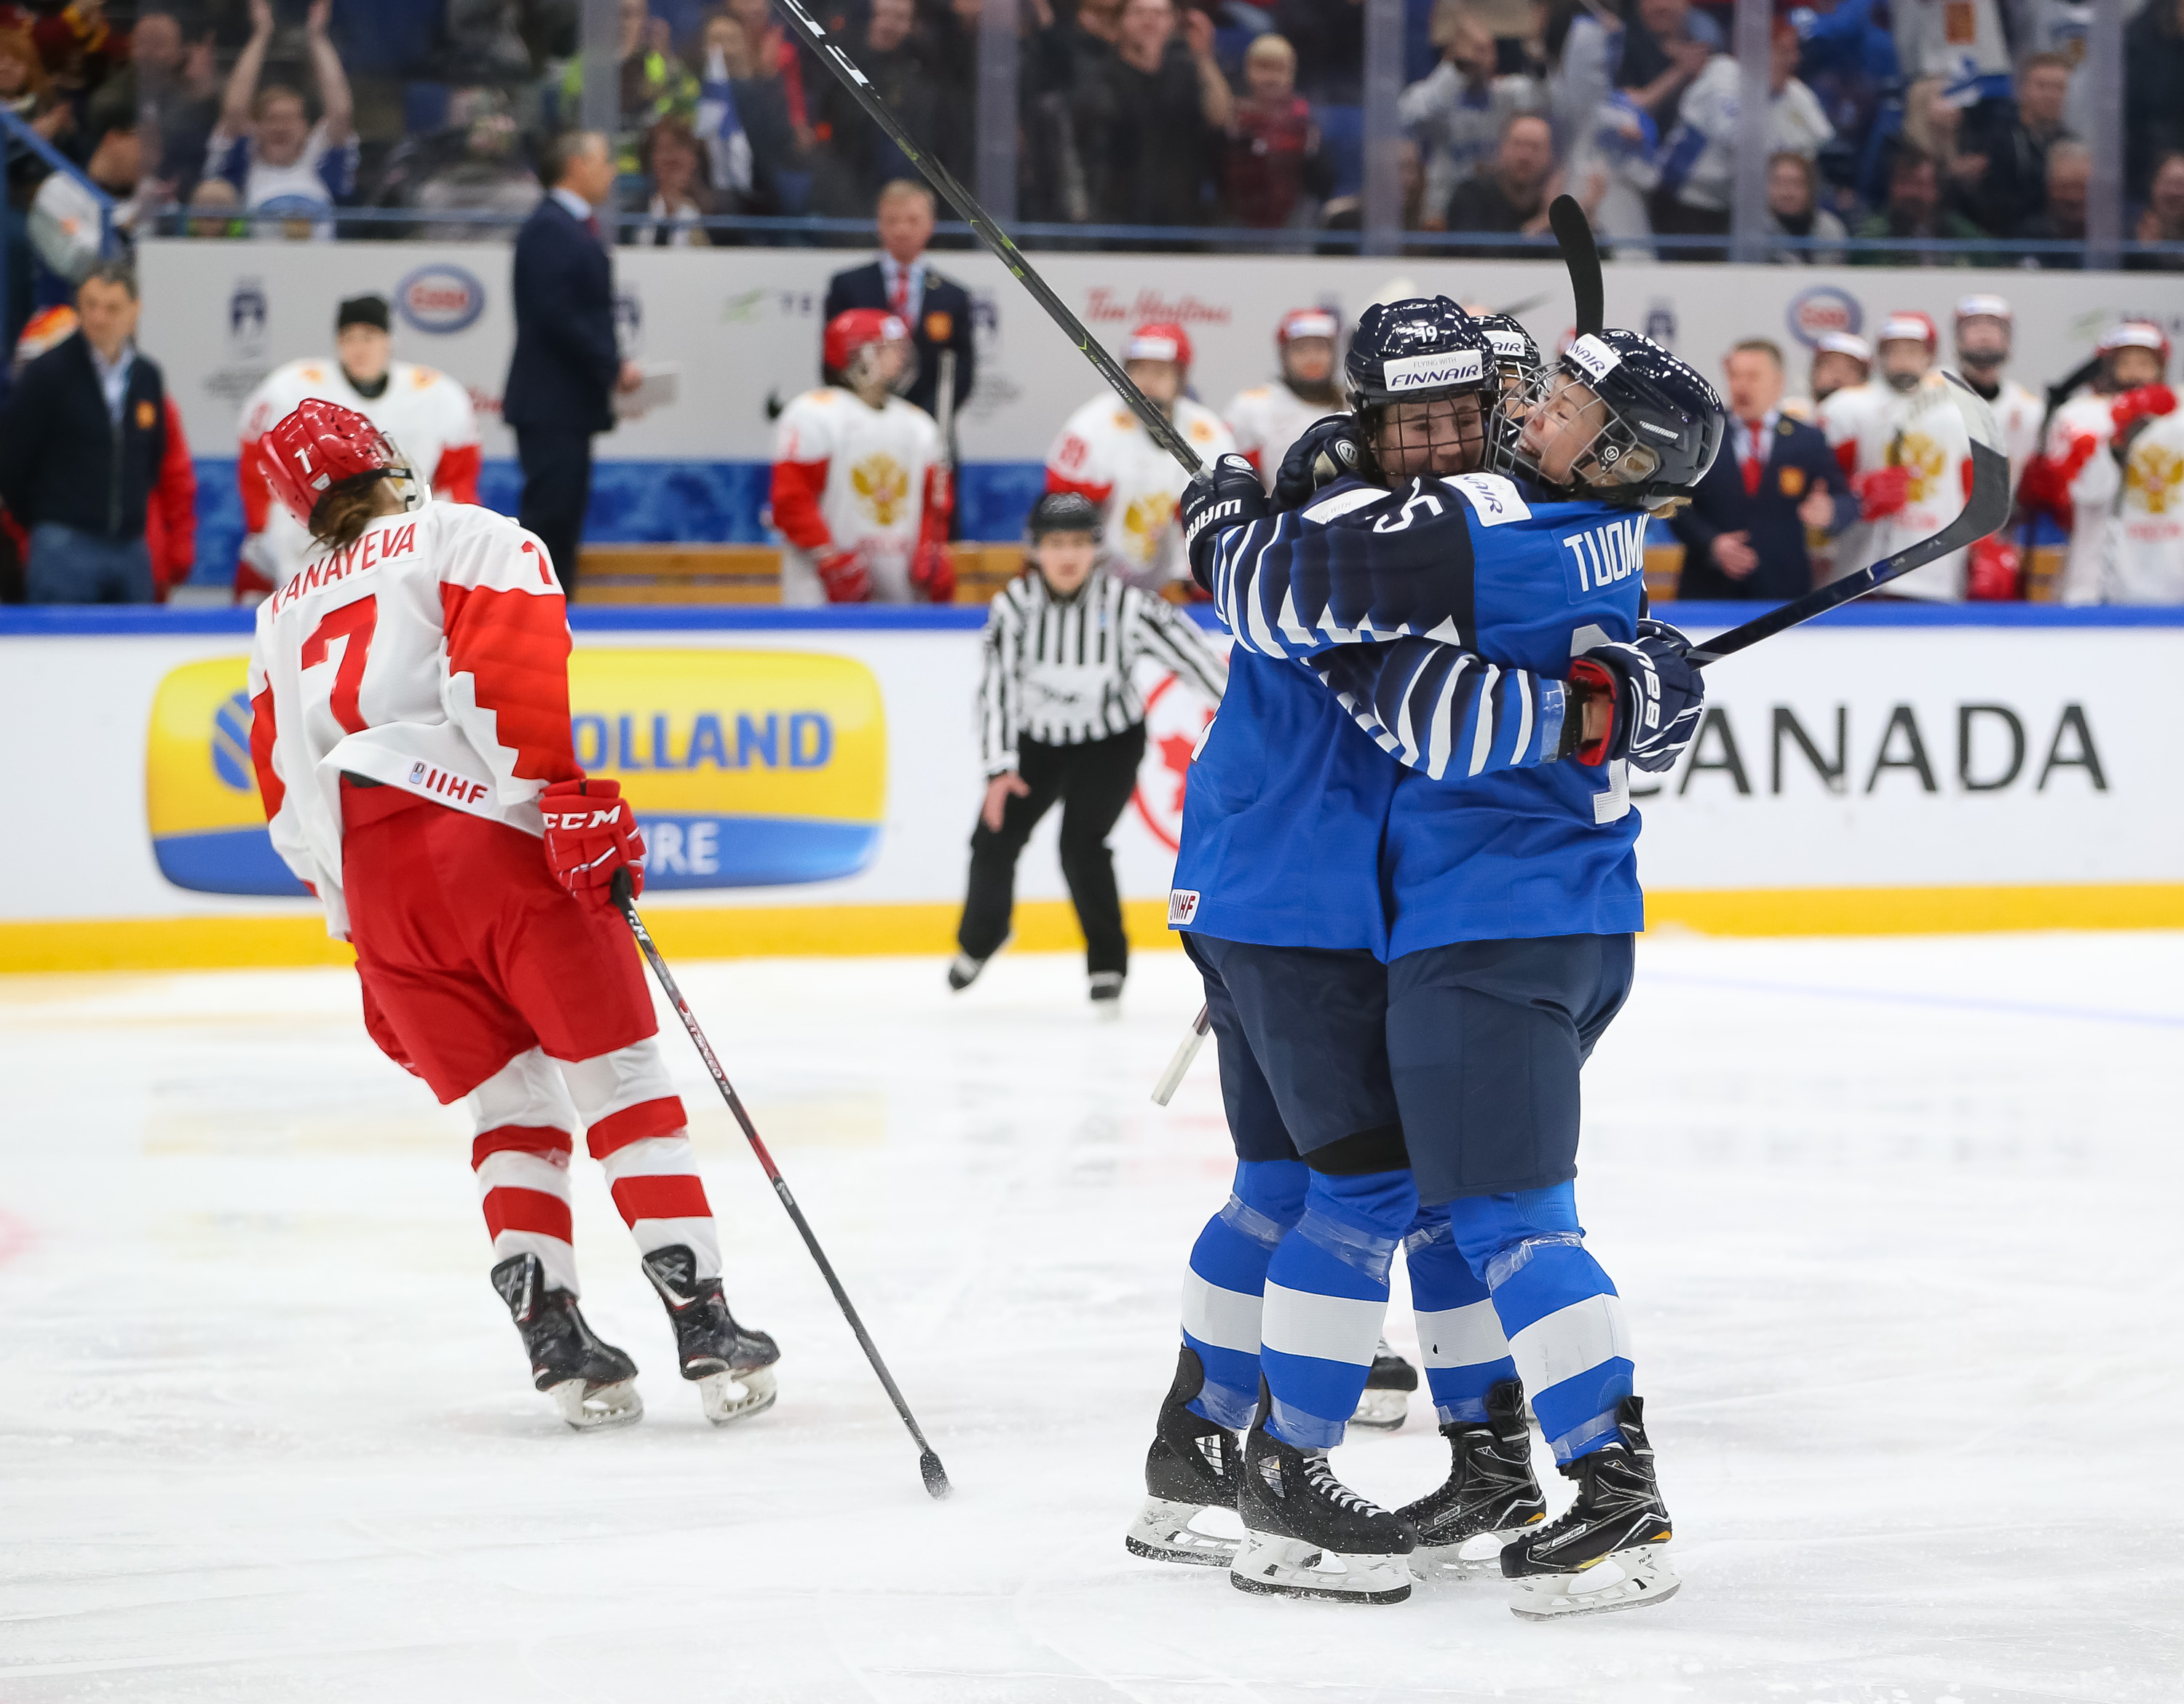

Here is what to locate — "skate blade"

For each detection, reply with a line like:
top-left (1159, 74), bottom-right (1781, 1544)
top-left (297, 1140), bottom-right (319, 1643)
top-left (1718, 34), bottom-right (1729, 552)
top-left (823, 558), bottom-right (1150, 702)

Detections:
top-left (548, 1376), bottom-right (644, 1432)
top-left (698, 1365), bottom-right (778, 1426)
top-left (1410, 1523), bottom-right (1536, 1582)
top-left (1347, 1387), bottom-right (1410, 1431)
top-left (1509, 1545), bottom-right (1679, 1620)
top-left (1123, 1496), bottom-right (1243, 1568)
top-left (1230, 1531), bottom-right (1412, 1604)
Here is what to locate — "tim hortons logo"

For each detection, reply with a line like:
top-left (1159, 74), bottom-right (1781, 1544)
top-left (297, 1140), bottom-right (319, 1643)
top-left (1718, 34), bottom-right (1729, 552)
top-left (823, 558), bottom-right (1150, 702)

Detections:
top-left (1085, 288), bottom-right (1232, 327)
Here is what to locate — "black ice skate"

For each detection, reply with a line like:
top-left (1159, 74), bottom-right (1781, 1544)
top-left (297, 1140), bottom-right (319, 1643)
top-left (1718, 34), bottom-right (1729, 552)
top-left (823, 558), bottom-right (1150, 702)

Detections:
top-left (640, 1245), bottom-right (781, 1426)
top-left (491, 1253), bottom-right (643, 1432)
top-left (1398, 1378), bottom-right (1547, 1580)
top-left (1499, 1396), bottom-right (1679, 1619)
top-left (1124, 1344), bottom-right (1246, 1567)
top-left (946, 951), bottom-right (989, 991)
top-left (1232, 1381), bottom-right (1415, 1604)
top-left (1349, 1339), bottom-right (1418, 1431)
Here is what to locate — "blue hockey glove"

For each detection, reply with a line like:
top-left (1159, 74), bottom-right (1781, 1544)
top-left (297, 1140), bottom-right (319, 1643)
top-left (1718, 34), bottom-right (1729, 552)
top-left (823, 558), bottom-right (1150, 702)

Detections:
top-left (1567, 619), bottom-right (1705, 772)
top-left (1182, 453), bottom-right (1271, 591)
top-left (1273, 416), bottom-right (1365, 511)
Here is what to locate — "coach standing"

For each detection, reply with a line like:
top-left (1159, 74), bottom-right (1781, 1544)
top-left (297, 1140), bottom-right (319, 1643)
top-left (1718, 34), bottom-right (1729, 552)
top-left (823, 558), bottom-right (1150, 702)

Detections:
top-left (505, 131), bottom-right (641, 597)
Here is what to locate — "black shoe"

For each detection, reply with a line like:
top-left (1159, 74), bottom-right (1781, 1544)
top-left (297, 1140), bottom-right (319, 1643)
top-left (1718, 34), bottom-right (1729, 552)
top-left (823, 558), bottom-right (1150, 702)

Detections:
top-left (1350, 1339), bottom-right (1419, 1430)
top-left (1089, 970), bottom-right (1124, 1014)
top-left (1500, 1396), bottom-right (1679, 1618)
top-left (947, 951), bottom-right (989, 991)
top-left (491, 1253), bottom-right (642, 1431)
top-left (640, 1245), bottom-right (780, 1425)
top-left (1125, 1345), bottom-right (1247, 1567)
top-left (1399, 1379), bottom-right (1548, 1579)
top-left (1232, 1380), bottom-right (1415, 1604)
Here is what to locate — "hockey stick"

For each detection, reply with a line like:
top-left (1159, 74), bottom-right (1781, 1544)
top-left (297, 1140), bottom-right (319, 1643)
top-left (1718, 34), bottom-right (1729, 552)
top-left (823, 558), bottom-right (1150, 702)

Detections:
top-left (611, 871), bottom-right (951, 1499)
top-left (771, 0), bottom-right (1203, 480)
top-left (1548, 195), bottom-right (1604, 338)
top-left (1688, 371), bottom-right (2010, 666)
top-left (1150, 1004), bottom-right (1211, 1108)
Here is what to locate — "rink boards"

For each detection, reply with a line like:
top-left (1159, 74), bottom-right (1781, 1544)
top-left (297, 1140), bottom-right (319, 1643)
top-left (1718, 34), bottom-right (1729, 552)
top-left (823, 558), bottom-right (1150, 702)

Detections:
top-left (2, 603), bottom-right (2181, 972)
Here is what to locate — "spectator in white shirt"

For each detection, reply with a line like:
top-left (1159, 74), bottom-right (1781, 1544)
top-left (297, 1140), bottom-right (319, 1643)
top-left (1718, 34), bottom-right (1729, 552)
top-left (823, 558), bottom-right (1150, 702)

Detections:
top-left (1653, 18), bottom-right (1829, 247)
top-left (203, 0), bottom-right (356, 239)
top-left (1399, 11), bottom-right (1544, 232)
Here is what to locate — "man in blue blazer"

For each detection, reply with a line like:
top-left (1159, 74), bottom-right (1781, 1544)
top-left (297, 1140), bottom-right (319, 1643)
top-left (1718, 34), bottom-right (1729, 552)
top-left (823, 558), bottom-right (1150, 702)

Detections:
top-left (505, 132), bottom-right (639, 597)
top-left (823, 181), bottom-right (975, 428)
top-left (1671, 339), bottom-right (1851, 602)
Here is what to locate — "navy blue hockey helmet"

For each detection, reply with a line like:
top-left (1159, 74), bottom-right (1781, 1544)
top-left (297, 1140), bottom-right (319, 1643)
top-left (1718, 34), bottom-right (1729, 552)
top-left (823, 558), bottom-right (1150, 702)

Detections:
top-left (1344, 296), bottom-right (1495, 480)
top-left (1500, 328), bottom-right (1725, 505)
top-left (1026, 489), bottom-right (1103, 542)
top-left (1473, 312), bottom-right (1543, 391)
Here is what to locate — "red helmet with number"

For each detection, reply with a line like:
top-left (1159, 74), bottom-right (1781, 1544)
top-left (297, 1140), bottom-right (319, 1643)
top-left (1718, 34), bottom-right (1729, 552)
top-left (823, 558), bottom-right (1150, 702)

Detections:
top-left (823, 308), bottom-right (912, 378)
top-left (1125, 321), bottom-right (1192, 371)
top-left (261, 398), bottom-right (427, 529)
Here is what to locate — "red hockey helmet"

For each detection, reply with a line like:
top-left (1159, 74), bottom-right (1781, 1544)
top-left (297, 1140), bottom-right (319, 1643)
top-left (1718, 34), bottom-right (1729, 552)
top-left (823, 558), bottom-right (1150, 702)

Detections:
top-left (1276, 308), bottom-right (1340, 347)
top-left (261, 398), bottom-right (427, 528)
top-left (1125, 321), bottom-right (1192, 371)
top-left (1878, 310), bottom-right (1938, 352)
top-left (2099, 320), bottom-right (2172, 370)
top-left (823, 308), bottom-right (914, 385)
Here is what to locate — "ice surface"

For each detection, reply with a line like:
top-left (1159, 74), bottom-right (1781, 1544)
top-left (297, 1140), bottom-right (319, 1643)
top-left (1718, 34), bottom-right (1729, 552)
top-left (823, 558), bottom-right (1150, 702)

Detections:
top-left (2, 932), bottom-right (2180, 1703)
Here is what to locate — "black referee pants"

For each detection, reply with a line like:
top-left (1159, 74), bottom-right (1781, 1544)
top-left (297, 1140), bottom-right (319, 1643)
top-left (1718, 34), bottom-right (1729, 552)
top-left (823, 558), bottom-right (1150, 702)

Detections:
top-left (957, 726), bottom-right (1147, 977)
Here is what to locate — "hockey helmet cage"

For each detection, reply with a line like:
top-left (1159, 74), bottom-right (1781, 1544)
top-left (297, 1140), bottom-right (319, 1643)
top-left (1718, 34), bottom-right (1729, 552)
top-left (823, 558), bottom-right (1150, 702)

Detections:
top-left (262, 397), bottom-right (430, 530)
top-left (1027, 489), bottom-right (1104, 542)
top-left (823, 308), bottom-right (918, 394)
top-left (1126, 322), bottom-right (1193, 370)
top-left (1502, 328), bottom-right (1725, 505)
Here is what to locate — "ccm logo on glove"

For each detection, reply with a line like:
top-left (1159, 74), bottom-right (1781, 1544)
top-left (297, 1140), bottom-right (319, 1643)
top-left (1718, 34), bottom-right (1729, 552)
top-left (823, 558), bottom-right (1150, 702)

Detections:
top-left (540, 777), bottom-right (647, 906)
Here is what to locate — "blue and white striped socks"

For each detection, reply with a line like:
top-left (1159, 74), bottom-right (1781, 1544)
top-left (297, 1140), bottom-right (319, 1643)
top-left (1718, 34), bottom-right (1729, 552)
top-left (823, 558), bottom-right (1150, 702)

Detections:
top-left (1179, 1160), bottom-right (1307, 1430)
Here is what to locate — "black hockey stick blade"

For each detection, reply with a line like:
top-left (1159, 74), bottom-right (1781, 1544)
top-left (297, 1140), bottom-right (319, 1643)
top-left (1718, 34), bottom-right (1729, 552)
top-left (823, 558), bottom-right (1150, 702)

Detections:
top-left (1688, 371), bottom-right (2009, 667)
top-left (609, 869), bottom-right (953, 1499)
top-left (1549, 196), bottom-right (1603, 338)
top-left (768, 0), bottom-right (1203, 480)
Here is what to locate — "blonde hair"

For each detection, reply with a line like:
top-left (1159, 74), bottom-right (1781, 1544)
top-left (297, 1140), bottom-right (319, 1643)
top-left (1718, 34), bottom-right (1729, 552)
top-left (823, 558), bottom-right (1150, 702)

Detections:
top-left (1246, 33), bottom-right (1295, 69)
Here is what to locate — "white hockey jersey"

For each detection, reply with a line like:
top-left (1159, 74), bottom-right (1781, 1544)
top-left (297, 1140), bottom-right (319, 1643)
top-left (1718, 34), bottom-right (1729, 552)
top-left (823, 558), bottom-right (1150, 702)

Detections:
top-left (2060, 405), bottom-right (2184, 606)
top-left (1814, 381), bottom-right (1884, 582)
top-left (1046, 395), bottom-right (1236, 591)
top-left (247, 501), bottom-right (576, 940)
top-left (1984, 378), bottom-right (2042, 494)
top-left (1840, 375), bottom-right (1977, 601)
top-left (238, 359), bottom-right (482, 598)
top-left (769, 387), bottom-right (940, 606)
top-left (1892, 0), bottom-right (2011, 100)
top-left (1222, 382), bottom-right (1342, 493)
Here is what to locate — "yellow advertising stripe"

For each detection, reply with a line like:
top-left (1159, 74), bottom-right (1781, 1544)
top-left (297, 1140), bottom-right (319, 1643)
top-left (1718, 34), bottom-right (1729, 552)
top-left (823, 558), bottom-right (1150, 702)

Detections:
top-left (4, 886), bottom-right (2183, 975)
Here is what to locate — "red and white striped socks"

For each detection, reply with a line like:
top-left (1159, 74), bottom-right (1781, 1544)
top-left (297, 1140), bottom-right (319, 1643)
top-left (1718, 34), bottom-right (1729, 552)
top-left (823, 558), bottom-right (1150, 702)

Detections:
top-left (467, 1039), bottom-right (718, 1295)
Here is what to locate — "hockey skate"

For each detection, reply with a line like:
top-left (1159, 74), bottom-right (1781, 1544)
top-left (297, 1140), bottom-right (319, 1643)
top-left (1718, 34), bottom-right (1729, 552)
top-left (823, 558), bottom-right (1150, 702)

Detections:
top-left (640, 1245), bottom-right (780, 1426)
top-left (1124, 1345), bottom-right (1246, 1567)
top-left (1399, 1379), bottom-right (1547, 1580)
top-left (1348, 1339), bottom-right (1417, 1431)
top-left (1500, 1396), bottom-right (1679, 1620)
top-left (1231, 1382), bottom-right (1416, 1604)
top-left (946, 951), bottom-right (989, 991)
top-left (491, 1253), bottom-right (643, 1432)
top-left (1089, 970), bottom-right (1124, 1018)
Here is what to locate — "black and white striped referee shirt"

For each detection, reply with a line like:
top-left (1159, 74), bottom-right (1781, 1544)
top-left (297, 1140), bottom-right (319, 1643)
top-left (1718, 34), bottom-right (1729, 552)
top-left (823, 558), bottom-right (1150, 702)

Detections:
top-left (978, 566), bottom-right (1228, 775)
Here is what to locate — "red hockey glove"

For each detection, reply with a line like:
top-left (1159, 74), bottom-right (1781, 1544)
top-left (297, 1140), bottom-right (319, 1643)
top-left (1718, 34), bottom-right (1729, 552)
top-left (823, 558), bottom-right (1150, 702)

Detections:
top-left (1563, 658), bottom-right (1618, 766)
top-left (541, 777), bottom-right (646, 908)
top-left (2110, 385), bottom-right (2177, 438)
top-left (1966, 533), bottom-right (2021, 601)
top-left (911, 539), bottom-right (956, 603)
top-left (1855, 464), bottom-right (1912, 521)
top-left (815, 546), bottom-right (871, 603)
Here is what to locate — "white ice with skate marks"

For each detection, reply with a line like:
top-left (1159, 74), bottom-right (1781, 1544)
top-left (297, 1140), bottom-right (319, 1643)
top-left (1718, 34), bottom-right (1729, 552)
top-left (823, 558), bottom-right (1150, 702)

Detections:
top-left (1, 934), bottom-right (2180, 1701)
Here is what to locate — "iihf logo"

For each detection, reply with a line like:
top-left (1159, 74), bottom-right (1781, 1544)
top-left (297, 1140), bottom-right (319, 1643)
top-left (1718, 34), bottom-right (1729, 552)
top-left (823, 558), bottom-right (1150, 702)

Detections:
top-left (409, 761), bottom-right (427, 785)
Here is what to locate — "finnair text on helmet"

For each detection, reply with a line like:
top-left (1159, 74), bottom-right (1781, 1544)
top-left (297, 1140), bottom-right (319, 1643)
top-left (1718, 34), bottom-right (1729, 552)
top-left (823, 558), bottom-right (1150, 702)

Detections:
top-left (1383, 349), bottom-right (1484, 392)
top-left (1567, 337), bottom-right (1621, 382)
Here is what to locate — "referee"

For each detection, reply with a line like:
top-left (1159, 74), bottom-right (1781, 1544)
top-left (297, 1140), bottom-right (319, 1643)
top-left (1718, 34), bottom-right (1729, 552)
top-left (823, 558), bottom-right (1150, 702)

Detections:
top-left (951, 492), bottom-right (1228, 1007)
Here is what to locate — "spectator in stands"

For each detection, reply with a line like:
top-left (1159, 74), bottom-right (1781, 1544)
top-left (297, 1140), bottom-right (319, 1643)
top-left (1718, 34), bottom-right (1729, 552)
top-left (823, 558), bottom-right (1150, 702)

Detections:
top-left (442, 0), bottom-right (539, 87)
top-left (1653, 17), bottom-right (1829, 250)
top-left (0, 24), bottom-right (68, 148)
top-left (1765, 149), bottom-right (1847, 263)
top-left (204, 0), bottom-right (355, 238)
top-left (2126, 0), bottom-right (2184, 199)
top-left (824, 180), bottom-right (974, 429)
top-left (185, 175), bottom-right (245, 236)
top-left (1401, 7), bottom-right (1543, 232)
top-left (1444, 110), bottom-right (1556, 257)
top-left (0, 262), bottom-right (167, 604)
top-left (563, 0), bottom-right (700, 176)
top-left (1790, 0), bottom-right (1896, 151)
top-left (398, 89), bottom-right (542, 241)
top-left (1670, 338), bottom-right (1847, 601)
top-left (701, 7), bottom-right (805, 213)
top-left (1961, 51), bottom-right (2073, 239)
top-left (1220, 32), bottom-right (1329, 229)
top-left (2014, 138), bottom-right (2090, 269)
top-left (1852, 146), bottom-right (1981, 266)
top-left (625, 116), bottom-right (716, 245)
top-left (2129, 151), bottom-right (2184, 273)
top-left (1073, 0), bottom-right (1232, 227)
top-left (1896, 77), bottom-right (1990, 230)
top-left (808, 0), bottom-right (941, 215)
top-left (28, 116), bottom-right (141, 285)
top-left (1273, 0), bottom-right (1363, 107)
top-left (726, 0), bottom-right (812, 152)
top-left (1615, 0), bottom-right (1719, 135)
top-left (89, 11), bottom-right (218, 206)
top-left (1319, 135), bottom-right (1428, 247)
top-left (1892, 0), bottom-right (2009, 103)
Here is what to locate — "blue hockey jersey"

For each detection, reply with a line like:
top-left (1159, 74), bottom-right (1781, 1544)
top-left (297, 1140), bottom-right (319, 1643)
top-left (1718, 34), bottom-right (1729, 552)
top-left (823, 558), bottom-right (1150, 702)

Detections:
top-left (1175, 470), bottom-right (1653, 957)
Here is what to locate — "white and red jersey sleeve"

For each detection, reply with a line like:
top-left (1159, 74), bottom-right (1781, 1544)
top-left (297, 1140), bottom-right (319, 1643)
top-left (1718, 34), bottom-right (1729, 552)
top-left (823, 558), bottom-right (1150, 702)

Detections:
top-left (1047, 395), bottom-right (1235, 589)
top-left (1222, 384), bottom-right (1333, 491)
top-left (248, 501), bottom-right (576, 938)
top-left (1847, 375), bottom-right (1974, 601)
top-left (384, 362), bottom-right (482, 504)
top-left (2063, 405), bottom-right (2184, 606)
top-left (1993, 379), bottom-right (2041, 496)
top-left (770, 387), bottom-right (938, 604)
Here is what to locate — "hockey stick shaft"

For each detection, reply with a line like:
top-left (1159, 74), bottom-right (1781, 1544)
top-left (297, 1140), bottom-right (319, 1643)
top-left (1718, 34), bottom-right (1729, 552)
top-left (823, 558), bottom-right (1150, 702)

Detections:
top-left (1548, 195), bottom-right (1604, 338)
top-left (612, 872), bottom-right (951, 1499)
top-left (1150, 1004), bottom-right (1211, 1107)
top-left (770, 0), bottom-right (1203, 480)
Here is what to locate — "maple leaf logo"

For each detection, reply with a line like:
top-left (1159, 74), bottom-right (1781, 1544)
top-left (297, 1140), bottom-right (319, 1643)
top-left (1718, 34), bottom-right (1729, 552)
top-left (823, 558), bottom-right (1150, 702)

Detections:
top-left (1157, 727), bottom-right (1200, 815)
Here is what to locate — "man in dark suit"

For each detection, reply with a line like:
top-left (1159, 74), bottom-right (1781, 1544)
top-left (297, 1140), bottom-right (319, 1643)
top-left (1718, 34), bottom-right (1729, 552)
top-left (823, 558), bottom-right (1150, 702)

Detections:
top-left (823, 180), bottom-right (975, 428)
top-left (1671, 338), bottom-right (1851, 602)
top-left (504, 130), bottom-right (640, 597)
